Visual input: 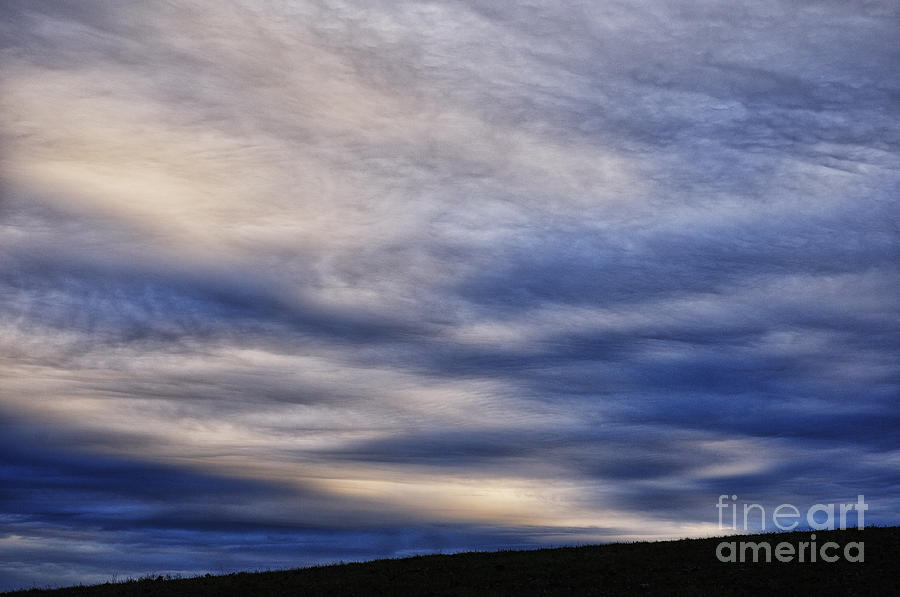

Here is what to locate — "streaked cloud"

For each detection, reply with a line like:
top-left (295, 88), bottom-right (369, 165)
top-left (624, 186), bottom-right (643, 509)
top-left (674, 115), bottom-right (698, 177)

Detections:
top-left (2, 0), bottom-right (899, 590)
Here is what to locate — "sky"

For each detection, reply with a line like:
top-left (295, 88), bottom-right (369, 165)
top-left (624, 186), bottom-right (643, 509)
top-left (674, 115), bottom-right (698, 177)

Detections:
top-left (1, 0), bottom-right (899, 590)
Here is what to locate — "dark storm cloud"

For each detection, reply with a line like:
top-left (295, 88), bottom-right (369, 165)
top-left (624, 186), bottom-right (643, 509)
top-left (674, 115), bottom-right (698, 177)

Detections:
top-left (0, 193), bottom-right (423, 351)
top-left (456, 194), bottom-right (900, 309)
top-left (1, 250), bottom-right (415, 344)
top-left (0, 416), bottom-right (602, 591)
top-left (0, 416), bottom-right (294, 528)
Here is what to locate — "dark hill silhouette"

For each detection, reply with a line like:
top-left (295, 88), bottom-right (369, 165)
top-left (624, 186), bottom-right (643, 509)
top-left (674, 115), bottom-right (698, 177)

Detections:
top-left (6, 526), bottom-right (897, 596)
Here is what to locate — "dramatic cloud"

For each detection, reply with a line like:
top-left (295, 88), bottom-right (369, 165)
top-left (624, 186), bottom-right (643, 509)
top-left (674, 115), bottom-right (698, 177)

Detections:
top-left (2, 0), bottom-right (899, 590)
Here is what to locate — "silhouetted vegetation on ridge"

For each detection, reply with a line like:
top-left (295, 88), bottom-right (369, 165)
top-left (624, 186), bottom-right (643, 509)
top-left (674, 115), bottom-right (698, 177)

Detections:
top-left (6, 526), bottom-right (897, 596)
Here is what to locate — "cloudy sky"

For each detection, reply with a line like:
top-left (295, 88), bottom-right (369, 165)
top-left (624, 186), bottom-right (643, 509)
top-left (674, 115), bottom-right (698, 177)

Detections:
top-left (2, 0), bottom-right (899, 590)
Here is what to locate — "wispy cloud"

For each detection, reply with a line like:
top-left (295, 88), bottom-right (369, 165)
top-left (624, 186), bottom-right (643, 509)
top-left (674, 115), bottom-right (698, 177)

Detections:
top-left (2, 0), bottom-right (899, 589)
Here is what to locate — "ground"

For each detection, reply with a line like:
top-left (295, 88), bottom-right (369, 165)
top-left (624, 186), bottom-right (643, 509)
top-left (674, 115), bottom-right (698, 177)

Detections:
top-left (6, 527), bottom-right (897, 596)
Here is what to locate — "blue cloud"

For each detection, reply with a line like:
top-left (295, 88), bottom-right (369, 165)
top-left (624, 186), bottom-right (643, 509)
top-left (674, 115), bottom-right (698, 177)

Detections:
top-left (1, 0), bottom-right (899, 590)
